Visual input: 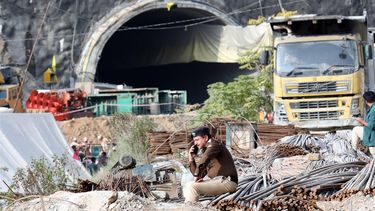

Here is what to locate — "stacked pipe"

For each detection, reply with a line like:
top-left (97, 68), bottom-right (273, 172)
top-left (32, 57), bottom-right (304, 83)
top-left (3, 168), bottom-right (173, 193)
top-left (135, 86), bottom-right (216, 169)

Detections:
top-left (25, 89), bottom-right (87, 121)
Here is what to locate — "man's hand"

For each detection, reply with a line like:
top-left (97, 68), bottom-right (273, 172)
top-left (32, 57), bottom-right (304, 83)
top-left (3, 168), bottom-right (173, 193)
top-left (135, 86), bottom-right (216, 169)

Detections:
top-left (188, 145), bottom-right (196, 162)
top-left (356, 117), bottom-right (368, 126)
top-left (194, 177), bottom-right (203, 182)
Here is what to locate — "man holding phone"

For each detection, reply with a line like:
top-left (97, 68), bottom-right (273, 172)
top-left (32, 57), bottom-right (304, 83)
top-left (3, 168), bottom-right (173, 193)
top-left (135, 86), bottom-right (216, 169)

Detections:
top-left (184, 126), bottom-right (238, 203)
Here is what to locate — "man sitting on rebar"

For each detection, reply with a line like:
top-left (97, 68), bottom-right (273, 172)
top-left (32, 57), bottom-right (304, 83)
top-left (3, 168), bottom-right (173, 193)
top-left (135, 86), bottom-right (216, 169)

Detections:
top-left (184, 126), bottom-right (238, 202)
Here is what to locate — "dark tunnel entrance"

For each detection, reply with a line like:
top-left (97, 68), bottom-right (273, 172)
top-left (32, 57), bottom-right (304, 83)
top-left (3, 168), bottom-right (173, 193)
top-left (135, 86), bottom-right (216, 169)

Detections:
top-left (96, 8), bottom-right (245, 104)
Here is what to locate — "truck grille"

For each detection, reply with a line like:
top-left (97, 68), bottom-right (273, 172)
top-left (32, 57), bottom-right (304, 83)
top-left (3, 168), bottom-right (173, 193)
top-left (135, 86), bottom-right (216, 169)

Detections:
top-left (286, 81), bottom-right (349, 94)
top-left (290, 100), bottom-right (338, 109)
top-left (298, 111), bottom-right (339, 121)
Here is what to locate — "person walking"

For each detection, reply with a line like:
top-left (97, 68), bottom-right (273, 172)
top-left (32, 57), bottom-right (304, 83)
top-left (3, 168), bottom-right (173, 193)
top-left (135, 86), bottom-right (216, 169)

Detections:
top-left (184, 126), bottom-right (238, 203)
top-left (352, 91), bottom-right (375, 156)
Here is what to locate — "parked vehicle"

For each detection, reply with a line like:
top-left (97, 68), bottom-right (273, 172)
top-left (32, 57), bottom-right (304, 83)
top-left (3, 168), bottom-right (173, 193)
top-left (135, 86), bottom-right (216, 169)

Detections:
top-left (263, 13), bottom-right (373, 129)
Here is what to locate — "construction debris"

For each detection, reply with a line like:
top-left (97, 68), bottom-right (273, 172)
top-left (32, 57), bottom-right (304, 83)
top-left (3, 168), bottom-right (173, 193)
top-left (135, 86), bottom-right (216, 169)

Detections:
top-left (148, 132), bottom-right (173, 155)
top-left (5, 116), bottom-right (375, 211)
top-left (77, 173), bottom-right (153, 198)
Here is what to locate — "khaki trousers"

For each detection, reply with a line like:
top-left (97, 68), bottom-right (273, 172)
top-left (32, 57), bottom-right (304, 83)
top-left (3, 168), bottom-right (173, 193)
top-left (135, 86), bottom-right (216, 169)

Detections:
top-left (352, 126), bottom-right (375, 155)
top-left (184, 176), bottom-right (237, 202)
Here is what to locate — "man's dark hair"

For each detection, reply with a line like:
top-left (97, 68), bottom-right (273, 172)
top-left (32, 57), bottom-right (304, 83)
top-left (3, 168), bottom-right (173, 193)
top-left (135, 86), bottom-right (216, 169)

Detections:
top-left (191, 126), bottom-right (212, 139)
top-left (363, 91), bottom-right (375, 103)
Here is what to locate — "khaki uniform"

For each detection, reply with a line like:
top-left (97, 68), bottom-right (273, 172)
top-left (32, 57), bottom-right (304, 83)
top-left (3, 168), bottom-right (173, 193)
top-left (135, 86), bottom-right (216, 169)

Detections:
top-left (184, 139), bottom-right (238, 202)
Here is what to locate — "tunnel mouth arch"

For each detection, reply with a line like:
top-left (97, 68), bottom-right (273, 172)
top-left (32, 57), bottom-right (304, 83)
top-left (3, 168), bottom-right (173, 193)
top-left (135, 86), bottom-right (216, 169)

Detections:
top-left (76, 1), bottom-right (243, 103)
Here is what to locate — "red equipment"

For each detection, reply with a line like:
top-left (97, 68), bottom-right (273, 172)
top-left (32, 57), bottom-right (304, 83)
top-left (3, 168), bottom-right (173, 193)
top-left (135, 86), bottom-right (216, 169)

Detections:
top-left (26, 89), bottom-right (89, 121)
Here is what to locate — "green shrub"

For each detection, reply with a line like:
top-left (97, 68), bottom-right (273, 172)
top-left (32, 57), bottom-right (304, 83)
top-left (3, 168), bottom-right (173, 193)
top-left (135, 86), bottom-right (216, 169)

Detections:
top-left (11, 155), bottom-right (69, 195)
top-left (108, 113), bottom-right (155, 166)
top-left (197, 49), bottom-right (273, 122)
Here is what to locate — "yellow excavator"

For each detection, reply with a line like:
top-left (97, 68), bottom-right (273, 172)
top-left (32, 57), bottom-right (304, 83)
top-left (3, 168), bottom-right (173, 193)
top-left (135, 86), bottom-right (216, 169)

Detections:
top-left (43, 55), bottom-right (58, 84)
top-left (0, 66), bottom-right (23, 112)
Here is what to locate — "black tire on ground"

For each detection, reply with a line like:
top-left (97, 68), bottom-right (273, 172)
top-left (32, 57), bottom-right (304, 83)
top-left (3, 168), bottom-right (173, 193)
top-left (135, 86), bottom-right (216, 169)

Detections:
top-left (118, 155), bottom-right (136, 169)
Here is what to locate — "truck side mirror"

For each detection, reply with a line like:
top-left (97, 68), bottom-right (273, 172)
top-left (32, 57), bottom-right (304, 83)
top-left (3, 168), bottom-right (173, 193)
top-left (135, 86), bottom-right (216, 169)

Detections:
top-left (364, 44), bottom-right (373, 60)
top-left (259, 50), bottom-right (270, 65)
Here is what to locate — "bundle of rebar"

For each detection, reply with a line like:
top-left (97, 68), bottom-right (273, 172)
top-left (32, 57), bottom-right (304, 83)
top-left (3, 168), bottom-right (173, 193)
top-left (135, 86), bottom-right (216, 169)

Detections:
top-left (282, 134), bottom-right (371, 165)
top-left (259, 144), bottom-right (308, 172)
top-left (321, 134), bottom-right (371, 163)
top-left (280, 134), bottom-right (324, 152)
top-left (210, 161), bottom-right (366, 210)
top-left (234, 157), bottom-right (258, 176)
top-left (207, 175), bottom-right (264, 209)
top-left (330, 160), bottom-right (375, 201)
top-left (257, 195), bottom-right (320, 211)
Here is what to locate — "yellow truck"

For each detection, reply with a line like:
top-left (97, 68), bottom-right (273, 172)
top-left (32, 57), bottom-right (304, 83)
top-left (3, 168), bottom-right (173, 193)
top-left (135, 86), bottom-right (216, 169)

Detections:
top-left (0, 66), bottom-right (23, 113)
top-left (265, 14), bottom-right (373, 129)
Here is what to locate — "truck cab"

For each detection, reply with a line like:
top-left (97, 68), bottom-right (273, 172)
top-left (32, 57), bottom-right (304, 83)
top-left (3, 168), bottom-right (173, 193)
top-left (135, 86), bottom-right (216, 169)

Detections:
top-left (269, 14), bottom-right (371, 129)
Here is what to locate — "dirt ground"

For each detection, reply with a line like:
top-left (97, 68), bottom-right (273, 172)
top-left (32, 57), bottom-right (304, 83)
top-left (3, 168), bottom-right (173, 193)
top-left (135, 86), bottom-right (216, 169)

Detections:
top-left (57, 113), bottom-right (197, 145)
top-left (57, 116), bottom-right (113, 145)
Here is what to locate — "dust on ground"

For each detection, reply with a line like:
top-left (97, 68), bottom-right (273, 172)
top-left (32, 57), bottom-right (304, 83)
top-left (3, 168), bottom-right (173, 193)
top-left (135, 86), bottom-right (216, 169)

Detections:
top-left (317, 192), bottom-right (375, 211)
top-left (3, 191), bottom-right (213, 211)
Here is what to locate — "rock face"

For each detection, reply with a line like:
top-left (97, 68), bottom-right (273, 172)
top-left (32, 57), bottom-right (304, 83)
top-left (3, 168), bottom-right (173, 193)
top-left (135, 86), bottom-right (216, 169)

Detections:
top-left (0, 0), bottom-right (369, 93)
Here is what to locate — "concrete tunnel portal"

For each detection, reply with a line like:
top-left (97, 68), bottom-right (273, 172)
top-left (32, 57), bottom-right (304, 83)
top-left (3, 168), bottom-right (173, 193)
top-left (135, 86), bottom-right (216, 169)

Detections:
top-left (91, 2), bottom-right (245, 104)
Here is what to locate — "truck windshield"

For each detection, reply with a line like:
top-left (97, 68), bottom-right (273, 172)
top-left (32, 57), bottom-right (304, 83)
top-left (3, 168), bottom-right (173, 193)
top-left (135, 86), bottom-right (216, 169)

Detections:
top-left (276, 40), bottom-right (358, 77)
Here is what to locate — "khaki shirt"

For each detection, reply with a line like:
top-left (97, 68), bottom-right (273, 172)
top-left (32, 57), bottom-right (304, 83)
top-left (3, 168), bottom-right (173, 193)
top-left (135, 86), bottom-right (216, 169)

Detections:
top-left (189, 139), bottom-right (238, 183)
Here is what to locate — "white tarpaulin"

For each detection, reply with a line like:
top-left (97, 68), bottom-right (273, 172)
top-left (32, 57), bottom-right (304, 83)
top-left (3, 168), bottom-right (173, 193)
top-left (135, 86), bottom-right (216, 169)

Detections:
top-left (0, 113), bottom-right (91, 192)
top-left (116, 23), bottom-right (273, 68)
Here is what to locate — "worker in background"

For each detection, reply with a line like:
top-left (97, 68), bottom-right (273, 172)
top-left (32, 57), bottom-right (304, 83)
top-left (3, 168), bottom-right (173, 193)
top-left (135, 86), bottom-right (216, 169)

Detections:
top-left (352, 91), bottom-right (375, 156)
top-left (101, 137), bottom-right (109, 152)
top-left (184, 126), bottom-right (238, 203)
top-left (82, 137), bottom-right (92, 157)
top-left (87, 157), bottom-right (98, 175)
top-left (98, 151), bottom-right (108, 168)
top-left (71, 145), bottom-right (80, 161)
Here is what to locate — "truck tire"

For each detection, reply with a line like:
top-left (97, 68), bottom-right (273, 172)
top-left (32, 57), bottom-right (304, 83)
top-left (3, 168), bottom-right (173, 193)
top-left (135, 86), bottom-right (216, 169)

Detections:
top-left (118, 155), bottom-right (136, 169)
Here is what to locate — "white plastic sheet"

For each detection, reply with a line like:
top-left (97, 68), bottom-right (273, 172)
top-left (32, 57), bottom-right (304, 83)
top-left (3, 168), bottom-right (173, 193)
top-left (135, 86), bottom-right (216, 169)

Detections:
top-left (0, 113), bottom-right (91, 192)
